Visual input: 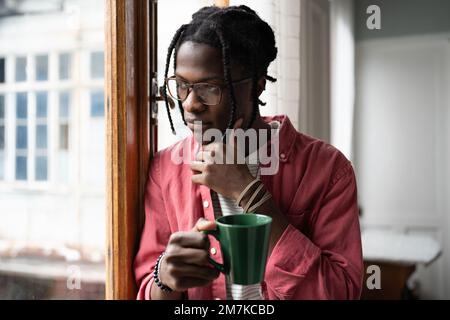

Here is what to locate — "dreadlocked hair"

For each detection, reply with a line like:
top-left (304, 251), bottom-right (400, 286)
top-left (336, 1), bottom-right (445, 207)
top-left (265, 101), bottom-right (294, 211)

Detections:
top-left (164, 24), bottom-right (188, 134)
top-left (163, 5), bottom-right (278, 134)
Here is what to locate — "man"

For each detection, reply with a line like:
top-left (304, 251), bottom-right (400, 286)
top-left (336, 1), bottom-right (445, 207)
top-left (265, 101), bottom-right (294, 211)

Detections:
top-left (134, 5), bottom-right (363, 300)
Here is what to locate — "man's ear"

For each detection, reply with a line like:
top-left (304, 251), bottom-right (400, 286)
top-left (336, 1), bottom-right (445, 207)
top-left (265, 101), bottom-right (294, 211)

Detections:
top-left (256, 76), bottom-right (266, 97)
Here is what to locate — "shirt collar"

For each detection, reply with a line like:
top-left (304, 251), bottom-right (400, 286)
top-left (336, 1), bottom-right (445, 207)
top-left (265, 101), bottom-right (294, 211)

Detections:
top-left (261, 115), bottom-right (296, 163)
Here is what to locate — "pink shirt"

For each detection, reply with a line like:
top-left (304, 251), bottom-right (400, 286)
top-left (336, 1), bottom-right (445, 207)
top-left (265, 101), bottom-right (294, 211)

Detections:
top-left (133, 115), bottom-right (363, 300)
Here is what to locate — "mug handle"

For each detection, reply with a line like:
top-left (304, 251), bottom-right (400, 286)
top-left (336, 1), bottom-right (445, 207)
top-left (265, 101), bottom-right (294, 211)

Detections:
top-left (202, 229), bottom-right (226, 273)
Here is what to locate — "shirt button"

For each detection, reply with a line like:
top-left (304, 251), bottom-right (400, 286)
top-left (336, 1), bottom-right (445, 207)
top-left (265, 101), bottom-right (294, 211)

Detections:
top-left (210, 247), bottom-right (217, 255)
top-left (203, 200), bottom-right (209, 208)
top-left (214, 297), bottom-right (221, 300)
top-left (280, 153), bottom-right (286, 159)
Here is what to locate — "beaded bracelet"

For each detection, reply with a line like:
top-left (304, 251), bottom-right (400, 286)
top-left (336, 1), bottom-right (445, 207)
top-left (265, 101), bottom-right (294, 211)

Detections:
top-left (153, 251), bottom-right (173, 292)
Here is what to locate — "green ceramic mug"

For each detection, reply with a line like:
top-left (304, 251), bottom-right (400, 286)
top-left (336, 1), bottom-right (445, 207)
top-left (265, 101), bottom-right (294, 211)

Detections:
top-left (202, 213), bottom-right (272, 285)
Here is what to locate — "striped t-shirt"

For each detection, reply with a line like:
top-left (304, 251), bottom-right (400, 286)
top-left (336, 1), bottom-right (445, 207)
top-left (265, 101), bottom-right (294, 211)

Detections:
top-left (211, 121), bottom-right (280, 300)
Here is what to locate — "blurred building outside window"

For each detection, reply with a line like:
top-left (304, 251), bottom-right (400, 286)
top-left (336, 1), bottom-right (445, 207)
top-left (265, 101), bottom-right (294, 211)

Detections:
top-left (0, 0), bottom-right (106, 299)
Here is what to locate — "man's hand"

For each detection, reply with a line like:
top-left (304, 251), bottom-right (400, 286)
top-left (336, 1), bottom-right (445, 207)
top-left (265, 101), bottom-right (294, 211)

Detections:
top-left (190, 118), bottom-right (254, 201)
top-left (158, 218), bottom-right (220, 292)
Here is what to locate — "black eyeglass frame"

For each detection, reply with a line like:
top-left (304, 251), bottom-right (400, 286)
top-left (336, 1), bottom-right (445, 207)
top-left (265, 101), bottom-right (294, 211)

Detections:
top-left (164, 76), bottom-right (253, 106)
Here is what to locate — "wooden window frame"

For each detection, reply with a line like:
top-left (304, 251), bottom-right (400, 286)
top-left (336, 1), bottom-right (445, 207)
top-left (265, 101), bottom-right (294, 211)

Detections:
top-left (105, 0), bottom-right (157, 300)
top-left (105, 0), bottom-right (227, 300)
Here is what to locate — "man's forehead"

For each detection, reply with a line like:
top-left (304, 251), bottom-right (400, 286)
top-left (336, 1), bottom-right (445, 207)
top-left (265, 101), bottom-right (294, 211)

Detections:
top-left (176, 41), bottom-right (247, 80)
top-left (176, 42), bottom-right (223, 79)
top-left (177, 42), bottom-right (221, 64)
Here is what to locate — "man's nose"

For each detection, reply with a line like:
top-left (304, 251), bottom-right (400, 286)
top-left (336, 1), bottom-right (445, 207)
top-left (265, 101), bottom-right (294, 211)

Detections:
top-left (182, 89), bottom-right (205, 113)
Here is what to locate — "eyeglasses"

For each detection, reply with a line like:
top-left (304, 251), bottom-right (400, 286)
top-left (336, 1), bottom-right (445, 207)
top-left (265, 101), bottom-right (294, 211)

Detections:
top-left (165, 76), bottom-right (252, 106)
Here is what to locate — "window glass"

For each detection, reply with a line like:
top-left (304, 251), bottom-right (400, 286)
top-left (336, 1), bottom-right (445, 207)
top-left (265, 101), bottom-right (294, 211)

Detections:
top-left (0, 95), bottom-right (4, 119)
top-left (36, 55), bottom-right (49, 81)
top-left (15, 155), bottom-right (27, 180)
top-left (35, 156), bottom-right (47, 181)
top-left (36, 125), bottom-right (47, 149)
top-left (59, 91), bottom-right (70, 151)
top-left (90, 51), bottom-right (104, 79)
top-left (0, 57), bottom-right (5, 83)
top-left (59, 124), bottom-right (69, 150)
top-left (0, 95), bottom-right (4, 150)
top-left (59, 91), bottom-right (70, 118)
top-left (36, 92), bottom-right (48, 118)
top-left (90, 91), bottom-right (104, 117)
top-left (0, 0), bottom-right (106, 299)
top-left (15, 56), bottom-right (27, 82)
top-left (0, 125), bottom-right (4, 150)
top-left (16, 93), bottom-right (27, 119)
top-left (59, 53), bottom-right (72, 80)
top-left (16, 125), bottom-right (27, 149)
top-left (0, 95), bottom-right (4, 180)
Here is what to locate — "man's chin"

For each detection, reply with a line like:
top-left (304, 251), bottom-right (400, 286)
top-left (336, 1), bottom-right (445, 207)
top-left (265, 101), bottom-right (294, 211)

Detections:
top-left (192, 134), bottom-right (215, 146)
top-left (191, 128), bottom-right (224, 145)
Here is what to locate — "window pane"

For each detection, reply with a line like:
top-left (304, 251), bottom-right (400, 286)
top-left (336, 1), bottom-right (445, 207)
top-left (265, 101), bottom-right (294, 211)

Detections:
top-left (1, 96), bottom-right (5, 151)
top-left (0, 153), bottom-right (4, 180)
top-left (1, 0), bottom-right (106, 300)
top-left (90, 91), bottom-right (104, 117)
top-left (35, 55), bottom-right (48, 81)
top-left (15, 57), bottom-right (27, 82)
top-left (0, 95), bottom-right (4, 118)
top-left (0, 57), bottom-right (5, 83)
top-left (35, 156), bottom-right (47, 181)
top-left (0, 125), bottom-right (4, 150)
top-left (59, 91), bottom-right (70, 118)
top-left (16, 93), bottom-right (27, 119)
top-left (36, 125), bottom-right (47, 149)
top-left (16, 125), bottom-right (27, 149)
top-left (59, 53), bottom-right (71, 80)
top-left (15, 156), bottom-right (27, 180)
top-left (59, 124), bottom-right (69, 150)
top-left (90, 51), bottom-right (104, 79)
top-left (36, 92), bottom-right (48, 118)
top-left (0, 96), bottom-right (5, 149)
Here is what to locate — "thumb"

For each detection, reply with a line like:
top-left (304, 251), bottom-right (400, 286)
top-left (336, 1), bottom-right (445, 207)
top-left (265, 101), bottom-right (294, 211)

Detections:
top-left (191, 217), bottom-right (216, 232)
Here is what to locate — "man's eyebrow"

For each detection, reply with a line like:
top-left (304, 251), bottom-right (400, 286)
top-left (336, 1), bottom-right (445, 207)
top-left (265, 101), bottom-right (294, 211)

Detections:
top-left (174, 74), bottom-right (224, 82)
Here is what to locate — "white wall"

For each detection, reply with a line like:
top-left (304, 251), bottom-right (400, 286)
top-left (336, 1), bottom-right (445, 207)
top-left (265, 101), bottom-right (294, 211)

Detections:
top-left (355, 33), bottom-right (450, 299)
top-left (330, 0), bottom-right (355, 160)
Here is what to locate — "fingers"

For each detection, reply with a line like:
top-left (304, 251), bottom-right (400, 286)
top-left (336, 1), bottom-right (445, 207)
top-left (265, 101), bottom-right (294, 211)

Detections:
top-left (192, 217), bottom-right (216, 232)
top-left (168, 231), bottom-right (210, 250)
top-left (165, 262), bottom-right (220, 282)
top-left (168, 276), bottom-right (219, 292)
top-left (166, 247), bottom-right (209, 265)
top-left (191, 173), bottom-right (205, 185)
top-left (190, 160), bottom-right (206, 172)
top-left (160, 249), bottom-right (220, 291)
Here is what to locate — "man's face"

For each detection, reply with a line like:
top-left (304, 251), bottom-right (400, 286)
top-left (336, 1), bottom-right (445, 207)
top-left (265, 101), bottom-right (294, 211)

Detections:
top-left (175, 41), bottom-right (253, 144)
